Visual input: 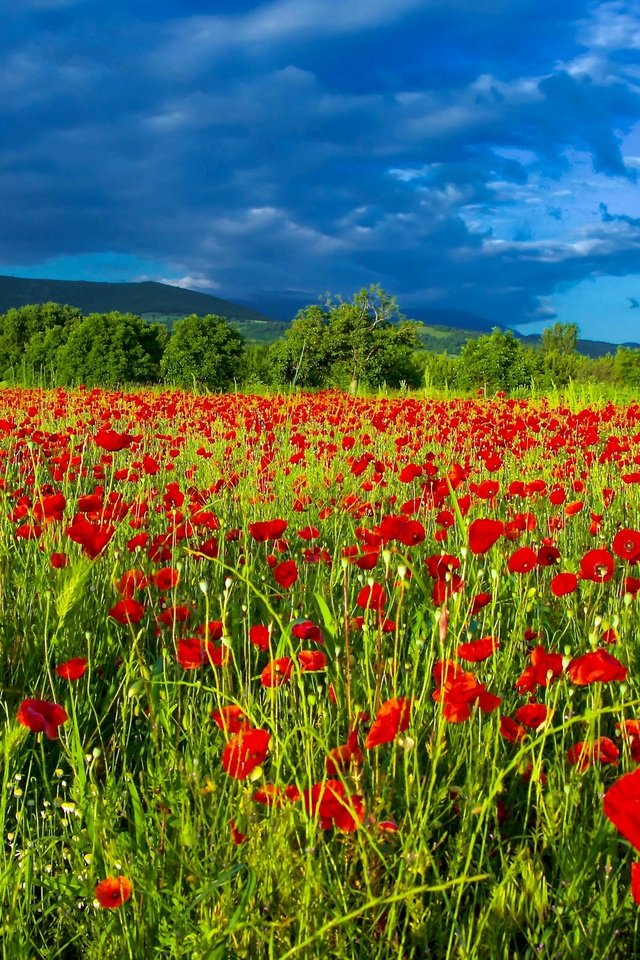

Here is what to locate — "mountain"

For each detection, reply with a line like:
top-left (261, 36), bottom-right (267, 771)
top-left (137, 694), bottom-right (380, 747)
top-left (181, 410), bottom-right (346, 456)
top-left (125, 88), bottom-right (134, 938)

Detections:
top-left (0, 275), bottom-right (272, 324)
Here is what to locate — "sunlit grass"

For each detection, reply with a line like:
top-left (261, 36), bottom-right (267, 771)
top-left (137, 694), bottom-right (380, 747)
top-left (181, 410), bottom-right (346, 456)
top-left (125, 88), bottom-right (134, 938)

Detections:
top-left (1, 386), bottom-right (640, 959)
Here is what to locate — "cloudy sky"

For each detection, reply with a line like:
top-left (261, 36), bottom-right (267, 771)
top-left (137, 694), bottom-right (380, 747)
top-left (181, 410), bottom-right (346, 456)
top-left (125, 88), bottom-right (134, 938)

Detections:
top-left (1, 0), bottom-right (640, 339)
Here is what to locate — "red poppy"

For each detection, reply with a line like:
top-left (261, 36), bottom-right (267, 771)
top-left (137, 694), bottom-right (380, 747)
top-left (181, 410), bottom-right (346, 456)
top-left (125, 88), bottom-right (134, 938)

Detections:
top-left (17, 699), bottom-right (67, 739)
top-left (249, 624), bottom-right (272, 651)
top-left (456, 636), bottom-right (499, 663)
top-left (612, 528), bottom-right (640, 563)
top-left (291, 620), bottom-right (324, 644)
top-left (95, 876), bottom-right (133, 909)
top-left (303, 779), bottom-right (364, 832)
top-left (109, 598), bottom-right (145, 624)
top-left (176, 637), bottom-right (228, 669)
top-left (499, 716), bottom-right (526, 742)
top-left (550, 572), bottom-right (578, 597)
top-left (55, 657), bottom-right (88, 681)
top-left (471, 592), bottom-right (492, 614)
top-left (604, 768), bottom-right (640, 849)
top-left (50, 552), bottom-right (68, 569)
top-left (66, 514), bottom-right (115, 559)
top-left (249, 519), bottom-right (288, 542)
top-left (468, 518), bottom-right (504, 555)
top-left (94, 428), bottom-right (136, 452)
top-left (507, 547), bottom-right (538, 574)
top-left (230, 819), bottom-right (248, 845)
top-left (567, 737), bottom-right (619, 771)
top-left (356, 581), bottom-right (386, 611)
top-left (273, 559), bottom-right (298, 589)
top-left (579, 548), bottom-right (615, 583)
top-left (515, 703), bottom-right (552, 729)
top-left (432, 661), bottom-right (501, 723)
top-left (515, 646), bottom-right (564, 694)
top-left (537, 544), bottom-right (560, 566)
top-left (326, 730), bottom-right (364, 775)
top-left (221, 727), bottom-right (270, 780)
top-left (210, 705), bottom-right (246, 734)
top-left (567, 649), bottom-right (627, 685)
top-left (261, 657), bottom-right (294, 687)
top-left (153, 566), bottom-right (180, 590)
top-left (297, 650), bottom-right (327, 672)
top-left (365, 697), bottom-right (412, 748)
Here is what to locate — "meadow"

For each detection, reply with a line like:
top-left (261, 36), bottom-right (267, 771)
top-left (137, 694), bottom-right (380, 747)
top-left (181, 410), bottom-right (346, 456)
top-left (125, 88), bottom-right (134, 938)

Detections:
top-left (1, 385), bottom-right (640, 960)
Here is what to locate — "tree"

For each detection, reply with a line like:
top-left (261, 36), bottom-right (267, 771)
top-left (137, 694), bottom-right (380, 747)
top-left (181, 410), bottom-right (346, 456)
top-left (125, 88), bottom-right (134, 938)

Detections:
top-left (0, 303), bottom-right (82, 381)
top-left (55, 312), bottom-right (164, 386)
top-left (268, 285), bottom-right (421, 389)
top-left (456, 328), bottom-right (536, 393)
top-left (161, 313), bottom-right (245, 391)
top-left (540, 322), bottom-right (579, 355)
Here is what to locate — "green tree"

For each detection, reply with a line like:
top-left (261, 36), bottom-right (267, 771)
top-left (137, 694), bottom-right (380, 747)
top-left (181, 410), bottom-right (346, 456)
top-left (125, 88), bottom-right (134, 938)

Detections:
top-left (268, 285), bottom-right (421, 389)
top-left (540, 322), bottom-right (579, 355)
top-left (457, 328), bottom-right (536, 393)
top-left (0, 303), bottom-right (82, 380)
top-left (161, 313), bottom-right (245, 390)
top-left (613, 347), bottom-right (640, 387)
top-left (55, 312), bottom-right (164, 386)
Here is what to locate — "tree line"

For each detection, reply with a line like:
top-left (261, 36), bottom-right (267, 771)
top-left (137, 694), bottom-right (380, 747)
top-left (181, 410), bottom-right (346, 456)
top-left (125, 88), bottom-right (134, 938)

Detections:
top-left (1, 290), bottom-right (640, 393)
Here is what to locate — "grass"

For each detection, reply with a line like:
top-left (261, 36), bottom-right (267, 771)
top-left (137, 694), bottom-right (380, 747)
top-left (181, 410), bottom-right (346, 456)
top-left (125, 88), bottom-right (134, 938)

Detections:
top-left (0, 386), bottom-right (639, 959)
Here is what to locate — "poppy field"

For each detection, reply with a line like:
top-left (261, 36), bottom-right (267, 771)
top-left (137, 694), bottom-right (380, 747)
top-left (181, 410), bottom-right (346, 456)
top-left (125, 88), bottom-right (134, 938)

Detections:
top-left (2, 386), bottom-right (640, 959)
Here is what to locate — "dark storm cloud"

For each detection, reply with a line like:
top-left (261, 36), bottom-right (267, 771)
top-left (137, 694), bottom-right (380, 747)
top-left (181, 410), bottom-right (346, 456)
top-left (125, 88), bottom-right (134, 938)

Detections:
top-left (0, 0), bottom-right (639, 327)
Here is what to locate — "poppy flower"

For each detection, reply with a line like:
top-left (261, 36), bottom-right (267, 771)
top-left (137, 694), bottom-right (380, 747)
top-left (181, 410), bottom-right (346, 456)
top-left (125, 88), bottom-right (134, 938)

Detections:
top-left (303, 779), bottom-right (364, 832)
top-left (221, 727), bottom-right (270, 780)
top-left (50, 552), bottom-right (68, 569)
top-left (261, 657), bottom-right (294, 687)
top-left (230, 819), bottom-right (248, 845)
top-left (604, 768), bottom-right (640, 850)
top-left (17, 699), bottom-right (68, 739)
top-left (95, 876), bottom-right (133, 909)
top-left (579, 548), bottom-right (615, 583)
top-left (109, 598), bottom-right (145, 624)
top-left (273, 559), bottom-right (298, 589)
top-left (249, 519), bottom-right (288, 542)
top-left (94, 428), bottom-right (136, 452)
top-left (567, 737), bottom-right (619, 771)
top-left (432, 661), bottom-right (501, 723)
top-left (210, 705), bottom-right (246, 734)
top-left (326, 730), bottom-right (364, 775)
top-left (456, 636), bottom-right (499, 663)
top-left (567, 649), bottom-right (627, 685)
top-left (515, 703), bottom-right (552, 729)
top-left (550, 572), bottom-right (578, 597)
top-left (612, 529), bottom-right (640, 563)
top-left (153, 566), bottom-right (180, 590)
top-left (249, 624), bottom-right (272, 651)
top-left (356, 581), bottom-right (386, 611)
top-left (471, 592), bottom-right (492, 614)
top-left (55, 657), bottom-right (88, 681)
top-left (499, 716), bottom-right (526, 742)
top-left (291, 620), bottom-right (324, 644)
top-left (297, 650), bottom-right (327, 672)
top-left (468, 518), bottom-right (503, 555)
top-left (507, 547), bottom-right (538, 574)
top-left (515, 646), bottom-right (564, 694)
top-left (176, 637), bottom-right (228, 669)
top-left (365, 697), bottom-right (412, 748)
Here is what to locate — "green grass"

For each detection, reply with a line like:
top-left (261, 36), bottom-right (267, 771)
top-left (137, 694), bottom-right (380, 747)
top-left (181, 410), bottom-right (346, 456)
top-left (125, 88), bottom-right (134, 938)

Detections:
top-left (0, 386), bottom-right (639, 959)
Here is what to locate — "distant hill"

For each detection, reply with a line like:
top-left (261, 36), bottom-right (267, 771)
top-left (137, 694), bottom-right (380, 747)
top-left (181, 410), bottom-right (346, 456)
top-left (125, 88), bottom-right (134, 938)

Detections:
top-left (0, 275), bottom-right (272, 321)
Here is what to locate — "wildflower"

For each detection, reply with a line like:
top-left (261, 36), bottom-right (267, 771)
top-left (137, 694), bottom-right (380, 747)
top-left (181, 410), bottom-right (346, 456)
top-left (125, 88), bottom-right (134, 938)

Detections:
top-left (17, 699), bottom-right (68, 739)
top-left (95, 876), bottom-right (132, 908)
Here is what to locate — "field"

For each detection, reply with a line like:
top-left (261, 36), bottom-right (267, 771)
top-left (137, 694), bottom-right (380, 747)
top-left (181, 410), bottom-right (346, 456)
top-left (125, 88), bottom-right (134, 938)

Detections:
top-left (2, 386), bottom-right (640, 960)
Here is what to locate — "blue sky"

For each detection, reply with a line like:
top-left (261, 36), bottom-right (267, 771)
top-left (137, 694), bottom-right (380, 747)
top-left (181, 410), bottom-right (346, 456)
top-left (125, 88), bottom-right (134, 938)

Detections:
top-left (1, 0), bottom-right (640, 340)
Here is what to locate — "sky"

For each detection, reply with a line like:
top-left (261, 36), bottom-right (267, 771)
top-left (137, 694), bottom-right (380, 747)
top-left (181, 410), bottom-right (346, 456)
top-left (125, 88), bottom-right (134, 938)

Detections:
top-left (1, 0), bottom-right (640, 340)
